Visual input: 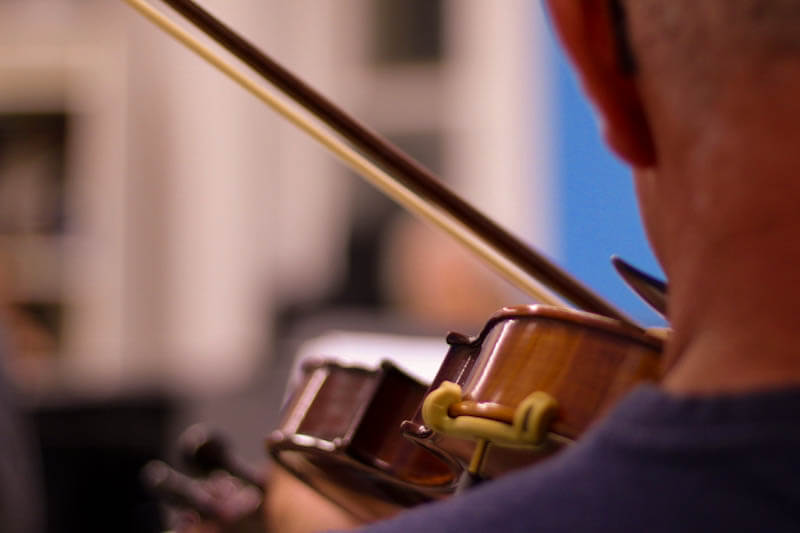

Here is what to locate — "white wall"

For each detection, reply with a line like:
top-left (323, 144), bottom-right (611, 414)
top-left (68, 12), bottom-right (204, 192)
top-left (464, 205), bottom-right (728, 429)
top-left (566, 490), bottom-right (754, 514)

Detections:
top-left (0, 0), bottom-right (556, 394)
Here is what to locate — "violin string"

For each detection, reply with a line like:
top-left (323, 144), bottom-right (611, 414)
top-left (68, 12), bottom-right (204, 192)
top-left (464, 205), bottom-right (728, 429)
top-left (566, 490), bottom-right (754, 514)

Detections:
top-left (121, 0), bottom-right (571, 309)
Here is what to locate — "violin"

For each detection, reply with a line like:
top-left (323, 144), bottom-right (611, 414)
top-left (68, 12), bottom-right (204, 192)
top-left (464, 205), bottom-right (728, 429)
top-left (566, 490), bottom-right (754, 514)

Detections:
top-left (123, 0), bottom-right (666, 521)
top-left (267, 306), bottom-right (662, 521)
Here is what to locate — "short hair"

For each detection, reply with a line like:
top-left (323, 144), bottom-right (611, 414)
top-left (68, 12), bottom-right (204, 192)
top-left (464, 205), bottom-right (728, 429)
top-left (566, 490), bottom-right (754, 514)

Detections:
top-left (616, 0), bottom-right (800, 124)
top-left (623, 0), bottom-right (800, 85)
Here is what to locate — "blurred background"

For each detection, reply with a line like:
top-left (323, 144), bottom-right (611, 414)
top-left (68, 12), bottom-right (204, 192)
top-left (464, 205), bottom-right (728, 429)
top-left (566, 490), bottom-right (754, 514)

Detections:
top-left (0, 0), bottom-right (662, 531)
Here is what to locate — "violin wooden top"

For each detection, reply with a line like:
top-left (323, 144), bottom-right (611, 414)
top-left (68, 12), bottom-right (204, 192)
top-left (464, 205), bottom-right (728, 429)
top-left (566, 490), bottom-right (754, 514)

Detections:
top-left (447, 305), bottom-right (663, 439)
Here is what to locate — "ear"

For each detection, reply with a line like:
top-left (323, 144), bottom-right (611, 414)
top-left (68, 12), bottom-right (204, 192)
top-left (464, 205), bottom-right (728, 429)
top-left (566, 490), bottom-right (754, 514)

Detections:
top-left (545, 0), bottom-right (656, 168)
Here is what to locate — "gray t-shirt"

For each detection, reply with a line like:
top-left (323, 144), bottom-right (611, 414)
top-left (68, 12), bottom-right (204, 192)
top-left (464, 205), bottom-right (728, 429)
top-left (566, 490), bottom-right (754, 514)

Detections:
top-left (345, 385), bottom-right (800, 533)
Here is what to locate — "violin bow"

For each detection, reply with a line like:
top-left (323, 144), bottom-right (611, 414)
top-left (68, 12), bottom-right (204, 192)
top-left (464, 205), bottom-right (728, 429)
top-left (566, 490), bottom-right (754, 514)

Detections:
top-left (122, 0), bottom-right (642, 331)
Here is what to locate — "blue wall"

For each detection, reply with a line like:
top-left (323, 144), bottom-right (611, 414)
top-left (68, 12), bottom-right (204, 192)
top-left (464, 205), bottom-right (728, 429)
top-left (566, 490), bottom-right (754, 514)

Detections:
top-left (544, 31), bottom-right (665, 326)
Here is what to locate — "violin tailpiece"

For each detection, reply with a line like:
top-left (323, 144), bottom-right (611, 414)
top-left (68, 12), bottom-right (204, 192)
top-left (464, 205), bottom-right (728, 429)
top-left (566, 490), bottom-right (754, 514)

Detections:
top-left (421, 381), bottom-right (559, 450)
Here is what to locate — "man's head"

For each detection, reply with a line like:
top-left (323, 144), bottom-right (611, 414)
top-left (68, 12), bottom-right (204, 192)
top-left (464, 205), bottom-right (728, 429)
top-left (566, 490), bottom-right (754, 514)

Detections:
top-left (547, 0), bottom-right (800, 161)
top-left (545, 0), bottom-right (800, 270)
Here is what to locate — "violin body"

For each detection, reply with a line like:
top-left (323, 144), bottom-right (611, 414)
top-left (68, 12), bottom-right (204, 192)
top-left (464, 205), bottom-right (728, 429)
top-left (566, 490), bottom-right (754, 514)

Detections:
top-left (268, 306), bottom-right (663, 518)
top-left (402, 305), bottom-right (663, 478)
top-left (267, 359), bottom-right (460, 522)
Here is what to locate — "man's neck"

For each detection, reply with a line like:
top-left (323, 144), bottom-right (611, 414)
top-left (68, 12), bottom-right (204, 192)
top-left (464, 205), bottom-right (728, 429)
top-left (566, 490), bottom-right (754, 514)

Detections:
top-left (663, 229), bottom-right (800, 395)
top-left (651, 84), bottom-right (800, 395)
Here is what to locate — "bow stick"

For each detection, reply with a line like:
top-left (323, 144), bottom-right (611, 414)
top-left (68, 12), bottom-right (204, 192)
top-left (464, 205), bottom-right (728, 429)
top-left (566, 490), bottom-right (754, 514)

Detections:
top-left (122, 0), bottom-right (642, 330)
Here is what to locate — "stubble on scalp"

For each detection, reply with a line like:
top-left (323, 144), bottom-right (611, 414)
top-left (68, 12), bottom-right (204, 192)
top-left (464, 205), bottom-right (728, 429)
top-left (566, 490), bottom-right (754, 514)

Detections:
top-left (623, 0), bottom-right (800, 89)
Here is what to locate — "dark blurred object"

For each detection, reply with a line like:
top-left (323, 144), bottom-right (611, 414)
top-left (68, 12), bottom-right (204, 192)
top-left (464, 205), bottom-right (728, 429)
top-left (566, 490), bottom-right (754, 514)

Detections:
top-left (29, 393), bottom-right (174, 533)
top-left (371, 0), bottom-right (443, 65)
top-left (143, 460), bottom-right (263, 533)
top-left (179, 424), bottom-right (265, 490)
top-left (0, 361), bottom-right (43, 533)
top-left (144, 460), bottom-right (221, 519)
top-left (145, 425), bottom-right (265, 532)
top-left (0, 112), bottom-right (67, 235)
top-left (0, 112), bottom-right (69, 382)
